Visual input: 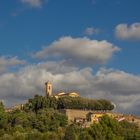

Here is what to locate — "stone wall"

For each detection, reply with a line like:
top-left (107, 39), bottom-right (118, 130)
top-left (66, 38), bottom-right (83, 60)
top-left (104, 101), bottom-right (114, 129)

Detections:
top-left (59, 109), bottom-right (109, 123)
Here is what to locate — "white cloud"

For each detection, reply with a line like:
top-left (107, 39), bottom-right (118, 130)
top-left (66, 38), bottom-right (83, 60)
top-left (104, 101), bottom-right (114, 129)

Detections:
top-left (0, 61), bottom-right (140, 115)
top-left (11, 0), bottom-right (46, 17)
top-left (20, 0), bottom-right (46, 8)
top-left (115, 23), bottom-right (140, 40)
top-left (37, 61), bottom-right (79, 74)
top-left (90, 68), bottom-right (140, 114)
top-left (84, 27), bottom-right (100, 36)
top-left (0, 56), bottom-right (25, 73)
top-left (34, 36), bottom-right (120, 66)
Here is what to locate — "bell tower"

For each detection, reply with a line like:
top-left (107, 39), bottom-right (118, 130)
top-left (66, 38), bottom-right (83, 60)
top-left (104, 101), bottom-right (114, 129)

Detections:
top-left (45, 81), bottom-right (52, 97)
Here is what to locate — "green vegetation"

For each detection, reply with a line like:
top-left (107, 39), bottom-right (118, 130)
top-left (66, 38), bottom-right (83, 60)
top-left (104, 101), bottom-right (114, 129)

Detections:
top-left (63, 116), bottom-right (140, 140)
top-left (0, 96), bottom-right (140, 140)
top-left (57, 96), bottom-right (114, 110)
top-left (23, 95), bottom-right (114, 111)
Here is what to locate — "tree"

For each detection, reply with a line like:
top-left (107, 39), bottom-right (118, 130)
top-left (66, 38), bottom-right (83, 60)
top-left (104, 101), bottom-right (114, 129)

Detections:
top-left (78, 131), bottom-right (93, 140)
top-left (63, 124), bottom-right (79, 140)
top-left (57, 97), bottom-right (114, 110)
top-left (43, 132), bottom-right (59, 140)
top-left (9, 110), bottom-right (31, 128)
top-left (0, 102), bottom-right (8, 129)
top-left (23, 95), bottom-right (57, 112)
top-left (0, 102), bottom-right (4, 112)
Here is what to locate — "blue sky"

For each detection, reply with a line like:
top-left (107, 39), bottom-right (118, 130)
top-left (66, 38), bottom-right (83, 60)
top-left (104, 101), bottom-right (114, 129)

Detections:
top-left (0, 0), bottom-right (140, 115)
top-left (0, 0), bottom-right (140, 73)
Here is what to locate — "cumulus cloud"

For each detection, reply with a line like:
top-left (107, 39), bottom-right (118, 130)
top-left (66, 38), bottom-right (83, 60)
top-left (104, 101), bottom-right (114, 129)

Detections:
top-left (20, 0), bottom-right (46, 8)
top-left (37, 61), bottom-right (79, 74)
top-left (115, 23), bottom-right (140, 40)
top-left (0, 61), bottom-right (140, 115)
top-left (34, 36), bottom-right (120, 66)
top-left (93, 69), bottom-right (140, 114)
top-left (0, 56), bottom-right (25, 73)
top-left (95, 69), bottom-right (140, 95)
top-left (0, 62), bottom-right (81, 106)
top-left (84, 27), bottom-right (100, 36)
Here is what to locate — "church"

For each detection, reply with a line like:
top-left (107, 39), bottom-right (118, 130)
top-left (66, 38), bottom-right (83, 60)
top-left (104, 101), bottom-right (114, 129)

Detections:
top-left (45, 81), bottom-right (80, 98)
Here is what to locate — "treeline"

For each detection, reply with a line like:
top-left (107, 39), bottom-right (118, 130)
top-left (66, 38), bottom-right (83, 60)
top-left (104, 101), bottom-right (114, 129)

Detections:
top-left (57, 96), bottom-right (114, 110)
top-left (23, 95), bottom-right (58, 112)
top-left (23, 95), bottom-right (114, 112)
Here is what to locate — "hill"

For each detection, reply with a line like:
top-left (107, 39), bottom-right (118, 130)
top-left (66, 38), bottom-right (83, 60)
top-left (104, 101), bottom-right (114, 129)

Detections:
top-left (0, 95), bottom-right (140, 140)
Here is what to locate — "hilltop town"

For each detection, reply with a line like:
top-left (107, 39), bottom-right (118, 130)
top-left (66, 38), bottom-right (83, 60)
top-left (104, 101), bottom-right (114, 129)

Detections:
top-left (0, 81), bottom-right (139, 139)
top-left (44, 81), bottom-right (140, 126)
top-left (5, 81), bottom-right (140, 128)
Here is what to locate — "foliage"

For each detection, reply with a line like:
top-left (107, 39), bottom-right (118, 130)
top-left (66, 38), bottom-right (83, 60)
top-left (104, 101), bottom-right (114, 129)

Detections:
top-left (63, 124), bottom-right (80, 140)
top-left (32, 108), bottom-right (67, 132)
top-left (23, 95), bottom-right (57, 112)
top-left (119, 120), bottom-right (140, 139)
top-left (0, 96), bottom-right (140, 139)
top-left (23, 95), bottom-right (114, 112)
top-left (0, 102), bottom-right (8, 129)
top-left (0, 102), bottom-right (4, 112)
top-left (57, 96), bottom-right (114, 110)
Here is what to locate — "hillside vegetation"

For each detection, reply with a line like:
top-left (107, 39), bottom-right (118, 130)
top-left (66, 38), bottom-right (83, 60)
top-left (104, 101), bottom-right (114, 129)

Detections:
top-left (57, 96), bottom-right (114, 110)
top-left (0, 95), bottom-right (139, 140)
top-left (24, 95), bottom-right (114, 112)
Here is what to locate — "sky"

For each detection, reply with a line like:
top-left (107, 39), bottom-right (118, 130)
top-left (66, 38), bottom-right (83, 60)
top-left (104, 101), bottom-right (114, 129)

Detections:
top-left (0, 0), bottom-right (140, 115)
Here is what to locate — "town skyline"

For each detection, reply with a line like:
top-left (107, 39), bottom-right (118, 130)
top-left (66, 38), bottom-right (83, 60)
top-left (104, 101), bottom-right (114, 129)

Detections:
top-left (0, 0), bottom-right (140, 115)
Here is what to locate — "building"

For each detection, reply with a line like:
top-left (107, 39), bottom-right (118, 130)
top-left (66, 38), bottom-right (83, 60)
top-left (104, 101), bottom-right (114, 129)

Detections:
top-left (45, 81), bottom-right (53, 97)
top-left (90, 113), bottom-right (105, 123)
top-left (59, 109), bottom-right (111, 123)
top-left (45, 81), bottom-right (80, 98)
top-left (54, 92), bottom-right (80, 99)
top-left (59, 109), bottom-right (132, 126)
top-left (5, 104), bottom-right (24, 112)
